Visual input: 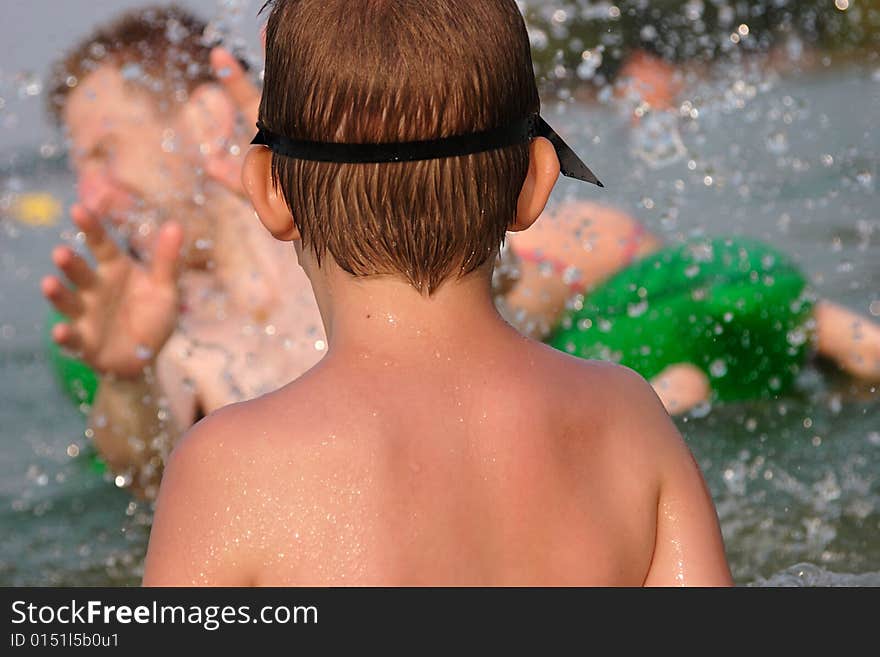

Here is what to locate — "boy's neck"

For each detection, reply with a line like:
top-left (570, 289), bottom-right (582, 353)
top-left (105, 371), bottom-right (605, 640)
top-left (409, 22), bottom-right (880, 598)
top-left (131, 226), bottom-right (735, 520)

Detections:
top-left (316, 263), bottom-right (514, 358)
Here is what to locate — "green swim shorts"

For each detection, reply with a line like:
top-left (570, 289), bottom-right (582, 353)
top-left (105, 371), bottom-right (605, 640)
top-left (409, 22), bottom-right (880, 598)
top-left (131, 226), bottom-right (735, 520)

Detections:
top-left (547, 237), bottom-right (816, 401)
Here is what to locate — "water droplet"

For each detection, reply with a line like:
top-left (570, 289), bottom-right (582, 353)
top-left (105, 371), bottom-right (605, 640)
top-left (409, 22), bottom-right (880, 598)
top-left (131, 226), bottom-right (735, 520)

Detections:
top-left (561, 266), bottom-right (582, 286)
top-left (829, 395), bottom-right (842, 414)
top-left (690, 401), bottom-right (712, 418)
top-left (787, 328), bottom-right (807, 347)
top-left (17, 73), bottom-right (42, 98)
top-left (529, 28), bottom-right (548, 51)
top-left (120, 63), bottom-right (144, 81)
top-left (632, 113), bottom-right (686, 168)
top-left (765, 131), bottom-right (788, 155)
top-left (627, 301), bottom-right (648, 318)
top-left (135, 345), bottom-right (154, 361)
top-left (165, 18), bottom-right (189, 44)
top-left (709, 359), bottom-right (728, 378)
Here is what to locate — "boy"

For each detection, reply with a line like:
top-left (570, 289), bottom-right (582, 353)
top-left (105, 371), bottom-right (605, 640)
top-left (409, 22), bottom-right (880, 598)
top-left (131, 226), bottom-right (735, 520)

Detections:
top-left (144, 0), bottom-right (731, 586)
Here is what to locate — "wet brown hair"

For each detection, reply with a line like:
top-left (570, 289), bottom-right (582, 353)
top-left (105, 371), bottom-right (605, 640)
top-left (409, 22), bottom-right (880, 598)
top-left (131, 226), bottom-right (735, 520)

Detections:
top-left (47, 5), bottom-right (215, 123)
top-left (260, 0), bottom-right (540, 294)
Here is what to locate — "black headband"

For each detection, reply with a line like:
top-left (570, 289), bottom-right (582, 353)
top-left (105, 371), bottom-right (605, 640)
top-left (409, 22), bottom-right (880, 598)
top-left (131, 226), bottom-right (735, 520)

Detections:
top-left (251, 113), bottom-right (602, 187)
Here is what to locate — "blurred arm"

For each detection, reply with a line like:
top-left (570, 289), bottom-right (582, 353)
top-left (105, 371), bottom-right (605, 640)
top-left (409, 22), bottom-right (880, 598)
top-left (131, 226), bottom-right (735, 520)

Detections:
top-left (89, 353), bottom-right (196, 500)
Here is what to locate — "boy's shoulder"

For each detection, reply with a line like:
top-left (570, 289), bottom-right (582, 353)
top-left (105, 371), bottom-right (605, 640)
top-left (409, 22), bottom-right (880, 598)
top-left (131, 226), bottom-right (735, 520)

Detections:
top-left (164, 345), bottom-right (684, 491)
top-left (159, 399), bottom-right (266, 498)
top-left (171, 347), bottom-right (677, 454)
top-left (531, 345), bottom-right (689, 473)
top-left (531, 342), bottom-right (661, 413)
top-left (168, 385), bottom-right (311, 463)
top-left (162, 369), bottom-right (340, 489)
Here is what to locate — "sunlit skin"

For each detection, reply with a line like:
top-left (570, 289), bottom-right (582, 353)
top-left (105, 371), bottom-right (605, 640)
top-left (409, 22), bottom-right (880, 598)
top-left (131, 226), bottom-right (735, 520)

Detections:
top-left (142, 129), bottom-right (733, 587)
top-left (41, 61), bottom-right (325, 497)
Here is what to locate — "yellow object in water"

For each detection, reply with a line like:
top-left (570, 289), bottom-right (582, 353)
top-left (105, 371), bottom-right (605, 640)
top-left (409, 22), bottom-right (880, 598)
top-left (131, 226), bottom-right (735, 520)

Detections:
top-left (10, 192), bottom-right (62, 226)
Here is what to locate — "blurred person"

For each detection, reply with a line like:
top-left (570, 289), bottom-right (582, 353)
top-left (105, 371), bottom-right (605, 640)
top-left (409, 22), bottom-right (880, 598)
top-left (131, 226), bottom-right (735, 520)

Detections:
top-left (41, 6), bottom-right (325, 499)
top-left (503, 48), bottom-right (880, 414)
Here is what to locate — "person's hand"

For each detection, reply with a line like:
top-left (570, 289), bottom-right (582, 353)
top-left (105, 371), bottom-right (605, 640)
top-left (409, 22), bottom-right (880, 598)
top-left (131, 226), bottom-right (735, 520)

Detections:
top-left (206, 47), bottom-right (262, 197)
top-left (41, 204), bottom-right (184, 379)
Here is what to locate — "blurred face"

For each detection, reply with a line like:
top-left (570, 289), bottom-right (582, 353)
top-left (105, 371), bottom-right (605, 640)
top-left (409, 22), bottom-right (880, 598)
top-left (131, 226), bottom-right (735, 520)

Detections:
top-left (64, 65), bottom-right (212, 263)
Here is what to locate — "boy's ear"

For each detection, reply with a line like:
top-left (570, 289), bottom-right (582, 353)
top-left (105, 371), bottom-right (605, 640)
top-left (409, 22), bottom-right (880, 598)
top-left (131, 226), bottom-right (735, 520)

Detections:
top-left (511, 136), bottom-right (560, 232)
top-left (242, 146), bottom-right (300, 241)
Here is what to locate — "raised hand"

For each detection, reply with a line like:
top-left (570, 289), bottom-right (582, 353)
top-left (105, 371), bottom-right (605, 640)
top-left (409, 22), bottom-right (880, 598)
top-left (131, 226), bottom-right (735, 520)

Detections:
top-left (205, 47), bottom-right (262, 197)
top-left (42, 204), bottom-right (184, 379)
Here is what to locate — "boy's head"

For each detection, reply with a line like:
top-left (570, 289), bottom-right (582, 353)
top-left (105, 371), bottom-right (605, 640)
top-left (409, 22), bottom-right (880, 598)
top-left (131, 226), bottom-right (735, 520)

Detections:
top-left (244, 0), bottom-right (559, 294)
top-left (48, 5), bottom-right (239, 264)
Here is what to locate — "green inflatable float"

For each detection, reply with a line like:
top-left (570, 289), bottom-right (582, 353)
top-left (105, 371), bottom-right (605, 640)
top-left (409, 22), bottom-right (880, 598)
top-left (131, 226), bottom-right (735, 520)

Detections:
top-left (45, 309), bottom-right (99, 407)
top-left (45, 309), bottom-right (106, 474)
top-left (547, 237), bottom-right (816, 401)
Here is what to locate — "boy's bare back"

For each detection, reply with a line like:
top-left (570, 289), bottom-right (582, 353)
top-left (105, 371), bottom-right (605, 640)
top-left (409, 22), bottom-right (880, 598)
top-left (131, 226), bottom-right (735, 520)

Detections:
top-left (144, 316), bottom-right (731, 586)
top-left (143, 0), bottom-right (730, 587)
